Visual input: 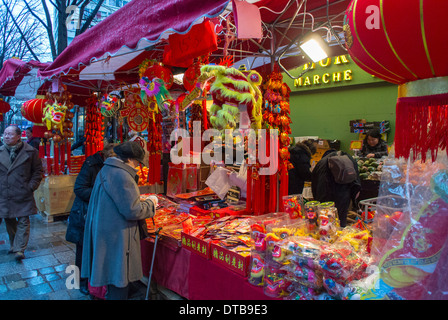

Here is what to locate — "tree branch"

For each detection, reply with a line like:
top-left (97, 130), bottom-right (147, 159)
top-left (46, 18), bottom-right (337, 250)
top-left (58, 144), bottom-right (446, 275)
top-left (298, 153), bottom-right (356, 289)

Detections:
top-left (1, 0), bottom-right (40, 61)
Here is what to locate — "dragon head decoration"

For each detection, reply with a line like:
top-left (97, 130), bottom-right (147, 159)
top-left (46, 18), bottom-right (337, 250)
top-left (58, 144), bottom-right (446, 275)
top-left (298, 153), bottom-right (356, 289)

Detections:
top-left (199, 64), bottom-right (263, 132)
top-left (42, 101), bottom-right (68, 132)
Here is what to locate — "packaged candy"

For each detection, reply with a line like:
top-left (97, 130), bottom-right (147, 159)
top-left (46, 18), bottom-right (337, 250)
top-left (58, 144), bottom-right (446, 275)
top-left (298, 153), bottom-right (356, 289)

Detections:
top-left (318, 241), bottom-right (369, 282)
top-left (304, 201), bottom-right (320, 233)
top-left (264, 263), bottom-right (290, 298)
top-left (248, 251), bottom-right (266, 286)
top-left (282, 194), bottom-right (304, 219)
top-left (318, 202), bottom-right (339, 242)
top-left (283, 237), bottom-right (327, 270)
top-left (265, 220), bottom-right (308, 263)
top-left (283, 264), bottom-right (323, 289)
top-left (249, 212), bottom-right (289, 240)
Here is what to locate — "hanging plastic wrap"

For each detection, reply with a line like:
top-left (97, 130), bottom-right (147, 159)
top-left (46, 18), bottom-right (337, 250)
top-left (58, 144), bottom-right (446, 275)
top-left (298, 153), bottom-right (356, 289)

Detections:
top-left (361, 152), bottom-right (448, 300)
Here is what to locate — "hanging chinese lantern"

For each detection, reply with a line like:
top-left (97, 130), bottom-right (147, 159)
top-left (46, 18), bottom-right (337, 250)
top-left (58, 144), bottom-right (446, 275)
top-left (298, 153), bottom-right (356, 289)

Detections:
top-left (21, 98), bottom-right (48, 138)
top-left (343, 0), bottom-right (448, 161)
top-left (0, 98), bottom-right (10, 122)
top-left (139, 59), bottom-right (173, 90)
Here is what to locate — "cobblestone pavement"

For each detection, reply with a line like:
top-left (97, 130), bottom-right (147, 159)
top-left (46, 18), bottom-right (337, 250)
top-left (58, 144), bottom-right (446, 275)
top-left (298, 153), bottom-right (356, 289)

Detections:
top-left (0, 214), bottom-right (147, 300)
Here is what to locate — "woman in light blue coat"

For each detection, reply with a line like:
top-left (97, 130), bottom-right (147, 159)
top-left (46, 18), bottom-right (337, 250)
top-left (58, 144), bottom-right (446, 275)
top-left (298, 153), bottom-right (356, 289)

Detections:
top-left (81, 141), bottom-right (157, 300)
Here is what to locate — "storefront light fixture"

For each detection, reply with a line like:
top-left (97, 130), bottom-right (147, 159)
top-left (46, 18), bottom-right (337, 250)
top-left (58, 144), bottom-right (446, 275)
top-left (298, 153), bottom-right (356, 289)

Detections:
top-left (299, 34), bottom-right (329, 63)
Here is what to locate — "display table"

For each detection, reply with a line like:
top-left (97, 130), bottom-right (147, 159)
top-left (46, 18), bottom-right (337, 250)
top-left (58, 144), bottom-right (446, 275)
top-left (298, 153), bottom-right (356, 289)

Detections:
top-left (141, 238), bottom-right (277, 300)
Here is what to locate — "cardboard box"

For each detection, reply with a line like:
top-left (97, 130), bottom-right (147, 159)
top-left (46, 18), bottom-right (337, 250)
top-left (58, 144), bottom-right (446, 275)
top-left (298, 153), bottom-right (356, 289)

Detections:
top-left (181, 232), bottom-right (211, 260)
top-left (210, 243), bottom-right (251, 277)
top-left (34, 175), bottom-right (77, 215)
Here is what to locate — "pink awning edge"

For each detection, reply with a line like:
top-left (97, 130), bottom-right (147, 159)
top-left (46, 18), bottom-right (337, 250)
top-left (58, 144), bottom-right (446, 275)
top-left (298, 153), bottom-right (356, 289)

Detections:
top-left (38, 0), bottom-right (230, 80)
top-left (0, 59), bottom-right (49, 96)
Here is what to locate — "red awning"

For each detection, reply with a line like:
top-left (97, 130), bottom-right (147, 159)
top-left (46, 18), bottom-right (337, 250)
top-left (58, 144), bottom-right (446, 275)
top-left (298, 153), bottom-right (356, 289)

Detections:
top-left (33, 0), bottom-right (349, 106)
top-left (38, 0), bottom-right (230, 80)
top-left (0, 59), bottom-right (49, 99)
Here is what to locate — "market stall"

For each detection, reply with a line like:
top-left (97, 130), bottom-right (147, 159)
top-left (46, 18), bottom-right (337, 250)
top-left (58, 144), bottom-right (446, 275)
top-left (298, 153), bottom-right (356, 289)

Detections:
top-left (1, 0), bottom-right (447, 301)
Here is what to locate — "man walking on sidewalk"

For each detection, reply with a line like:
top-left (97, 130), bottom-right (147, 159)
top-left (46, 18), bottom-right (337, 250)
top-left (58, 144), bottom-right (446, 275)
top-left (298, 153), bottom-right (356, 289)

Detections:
top-left (0, 125), bottom-right (43, 261)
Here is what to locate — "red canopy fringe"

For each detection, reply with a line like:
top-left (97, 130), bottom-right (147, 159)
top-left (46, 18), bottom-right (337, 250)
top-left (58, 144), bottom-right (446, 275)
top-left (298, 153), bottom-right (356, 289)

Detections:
top-left (395, 92), bottom-right (448, 162)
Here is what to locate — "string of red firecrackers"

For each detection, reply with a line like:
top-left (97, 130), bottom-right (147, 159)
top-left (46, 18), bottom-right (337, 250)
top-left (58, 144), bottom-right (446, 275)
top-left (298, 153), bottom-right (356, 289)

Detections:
top-left (85, 95), bottom-right (104, 158)
top-left (261, 68), bottom-right (292, 212)
top-left (147, 110), bottom-right (163, 185)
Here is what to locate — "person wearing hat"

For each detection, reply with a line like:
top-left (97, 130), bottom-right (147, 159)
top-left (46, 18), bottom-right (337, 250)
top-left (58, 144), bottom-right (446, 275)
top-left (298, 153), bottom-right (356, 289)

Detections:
top-left (81, 141), bottom-right (158, 300)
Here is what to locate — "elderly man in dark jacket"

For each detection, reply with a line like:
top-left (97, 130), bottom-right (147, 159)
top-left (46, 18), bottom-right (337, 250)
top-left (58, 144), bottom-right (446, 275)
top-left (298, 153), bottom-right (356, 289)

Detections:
top-left (0, 125), bottom-right (43, 260)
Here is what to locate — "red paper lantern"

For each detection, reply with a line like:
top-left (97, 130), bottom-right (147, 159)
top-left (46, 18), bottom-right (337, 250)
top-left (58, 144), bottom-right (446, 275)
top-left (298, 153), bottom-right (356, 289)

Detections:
top-left (21, 98), bottom-right (49, 138)
top-left (21, 98), bottom-right (47, 124)
top-left (143, 64), bottom-right (174, 89)
top-left (0, 99), bottom-right (11, 122)
top-left (344, 0), bottom-right (448, 160)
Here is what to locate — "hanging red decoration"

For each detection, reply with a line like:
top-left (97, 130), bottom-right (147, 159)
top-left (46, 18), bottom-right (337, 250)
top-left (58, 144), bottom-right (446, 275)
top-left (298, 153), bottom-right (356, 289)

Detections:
top-left (168, 20), bottom-right (218, 64)
top-left (140, 60), bottom-right (174, 90)
top-left (0, 99), bottom-right (10, 122)
top-left (344, 0), bottom-right (448, 160)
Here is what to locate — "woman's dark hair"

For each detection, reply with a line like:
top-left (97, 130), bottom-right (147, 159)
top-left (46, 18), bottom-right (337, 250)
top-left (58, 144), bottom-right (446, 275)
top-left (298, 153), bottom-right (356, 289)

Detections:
top-left (365, 129), bottom-right (382, 140)
top-left (303, 139), bottom-right (317, 155)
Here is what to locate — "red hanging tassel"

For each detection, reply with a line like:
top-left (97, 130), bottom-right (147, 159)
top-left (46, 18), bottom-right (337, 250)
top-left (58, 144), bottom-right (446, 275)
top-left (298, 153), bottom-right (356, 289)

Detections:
top-left (246, 164), bottom-right (252, 213)
top-left (269, 173), bottom-right (277, 213)
top-left (67, 140), bottom-right (71, 173)
top-left (54, 143), bottom-right (59, 175)
top-left (260, 174), bottom-right (265, 215)
top-left (396, 93), bottom-right (448, 162)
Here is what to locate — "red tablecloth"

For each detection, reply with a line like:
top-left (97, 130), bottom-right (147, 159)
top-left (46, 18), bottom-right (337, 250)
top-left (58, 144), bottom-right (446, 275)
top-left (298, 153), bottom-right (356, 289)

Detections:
top-left (141, 239), bottom-right (277, 300)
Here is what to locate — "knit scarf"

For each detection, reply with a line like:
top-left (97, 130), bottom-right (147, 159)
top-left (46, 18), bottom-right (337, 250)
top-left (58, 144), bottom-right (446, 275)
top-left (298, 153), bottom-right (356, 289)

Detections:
top-left (4, 141), bottom-right (23, 164)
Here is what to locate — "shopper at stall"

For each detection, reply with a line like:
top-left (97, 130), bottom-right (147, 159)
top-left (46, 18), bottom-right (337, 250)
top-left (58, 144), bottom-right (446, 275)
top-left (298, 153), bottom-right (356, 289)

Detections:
top-left (81, 141), bottom-right (158, 300)
top-left (25, 127), bottom-right (40, 150)
top-left (360, 129), bottom-right (388, 158)
top-left (105, 121), bottom-right (114, 143)
top-left (65, 143), bottom-right (116, 295)
top-left (288, 139), bottom-right (317, 195)
top-left (0, 125), bottom-right (43, 261)
top-left (311, 150), bottom-right (361, 227)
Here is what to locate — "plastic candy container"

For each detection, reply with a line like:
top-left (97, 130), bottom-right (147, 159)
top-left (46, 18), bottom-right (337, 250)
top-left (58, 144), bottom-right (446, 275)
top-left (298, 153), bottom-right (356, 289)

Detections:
top-left (282, 194), bottom-right (304, 219)
top-left (318, 203), bottom-right (339, 242)
top-left (264, 263), bottom-right (290, 298)
top-left (248, 251), bottom-right (266, 286)
top-left (304, 201), bottom-right (320, 233)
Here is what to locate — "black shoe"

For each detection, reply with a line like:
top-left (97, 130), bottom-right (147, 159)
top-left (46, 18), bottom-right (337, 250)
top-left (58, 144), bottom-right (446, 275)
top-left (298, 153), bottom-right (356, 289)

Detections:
top-left (14, 251), bottom-right (25, 261)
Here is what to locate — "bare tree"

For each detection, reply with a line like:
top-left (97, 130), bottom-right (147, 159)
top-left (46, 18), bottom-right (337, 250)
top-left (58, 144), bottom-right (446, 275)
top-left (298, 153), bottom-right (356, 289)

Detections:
top-left (0, 0), bottom-right (48, 65)
top-left (22, 0), bottom-right (106, 60)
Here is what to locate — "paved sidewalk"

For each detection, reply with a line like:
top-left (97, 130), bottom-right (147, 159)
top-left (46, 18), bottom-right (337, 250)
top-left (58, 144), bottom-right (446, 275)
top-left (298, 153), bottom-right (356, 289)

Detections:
top-left (0, 214), bottom-right (147, 300)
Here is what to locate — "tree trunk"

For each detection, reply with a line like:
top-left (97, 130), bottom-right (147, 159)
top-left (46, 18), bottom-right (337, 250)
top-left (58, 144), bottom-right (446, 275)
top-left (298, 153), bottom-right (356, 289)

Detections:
top-left (56, 0), bottom-right (68, 56)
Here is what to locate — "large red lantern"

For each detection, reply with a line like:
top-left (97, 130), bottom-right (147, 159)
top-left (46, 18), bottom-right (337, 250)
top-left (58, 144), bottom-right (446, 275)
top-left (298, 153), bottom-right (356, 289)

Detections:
top-left (21, 98), bottom-right (48, 138)
top-left (344, 0), bottom-right (448, 161)
top-left (0, 99), bottom-right (11, 122)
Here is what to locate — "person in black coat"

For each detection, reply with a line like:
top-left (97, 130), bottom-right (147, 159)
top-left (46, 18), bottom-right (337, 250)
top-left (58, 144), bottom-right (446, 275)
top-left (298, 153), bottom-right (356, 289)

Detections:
top-left (360, 129), bottom-right (388, 158)
top-left (288, 139), bottom-right (317, 195)
top-left (311, 150), bottom-right (361, 228)
top-left (65, 143), bottom-right (115, 295)
top-left (25, 127), bottom-right (41, 150)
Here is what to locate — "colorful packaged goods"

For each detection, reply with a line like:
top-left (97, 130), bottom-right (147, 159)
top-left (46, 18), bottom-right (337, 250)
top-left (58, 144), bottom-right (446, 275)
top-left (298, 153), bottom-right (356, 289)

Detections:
top-left (317, 202), bottom-right (339, 242)
top-left (282, 194), bottom-right (304, 219)
top-left (264, 262), bottom-right (290, 298)
top-left (304, 201), bottom-right (320, 233)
